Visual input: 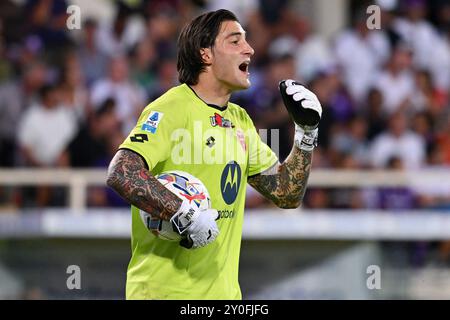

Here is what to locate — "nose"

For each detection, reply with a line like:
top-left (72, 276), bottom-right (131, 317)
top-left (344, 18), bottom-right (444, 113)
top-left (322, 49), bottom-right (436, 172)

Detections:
top-left (243, 41), bottom-right (255, 57)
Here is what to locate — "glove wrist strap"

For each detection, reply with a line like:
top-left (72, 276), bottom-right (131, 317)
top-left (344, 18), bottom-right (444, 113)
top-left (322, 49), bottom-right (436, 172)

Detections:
top-left (294, 124), bottom-right (318, 152)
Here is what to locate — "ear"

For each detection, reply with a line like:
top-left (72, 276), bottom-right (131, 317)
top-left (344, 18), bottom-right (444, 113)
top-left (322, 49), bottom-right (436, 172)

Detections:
top-left (200, 47), bottom-right (213, 65)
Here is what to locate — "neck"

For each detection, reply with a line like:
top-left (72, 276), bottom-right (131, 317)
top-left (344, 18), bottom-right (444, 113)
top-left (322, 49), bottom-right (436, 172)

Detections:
top-left (190, 75), bottom-right (231, 107)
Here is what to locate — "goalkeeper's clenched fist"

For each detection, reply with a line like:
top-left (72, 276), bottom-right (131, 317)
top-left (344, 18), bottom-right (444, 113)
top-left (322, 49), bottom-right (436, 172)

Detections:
top-left (279, 79), bottom-right (322, 152)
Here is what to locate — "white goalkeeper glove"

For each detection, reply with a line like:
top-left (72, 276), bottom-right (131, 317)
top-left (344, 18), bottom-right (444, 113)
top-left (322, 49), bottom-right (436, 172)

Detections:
top-left (170, 199), bottom-right (219, 249)
top-left (279, 79), bottom-right (322, 152)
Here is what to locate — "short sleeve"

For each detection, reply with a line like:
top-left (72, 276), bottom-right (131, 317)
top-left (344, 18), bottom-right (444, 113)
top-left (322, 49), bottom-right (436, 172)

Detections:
top-left (245, 113), bottom-right (279, 177)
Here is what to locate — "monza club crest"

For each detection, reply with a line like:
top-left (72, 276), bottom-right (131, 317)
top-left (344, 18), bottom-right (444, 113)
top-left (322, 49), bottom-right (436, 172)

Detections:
top-left (236, 129), bottom-right (246, 152)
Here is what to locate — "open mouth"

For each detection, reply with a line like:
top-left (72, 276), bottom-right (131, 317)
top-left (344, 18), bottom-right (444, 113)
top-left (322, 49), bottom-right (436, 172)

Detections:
top-left (238, 61), bottom-right (249, 73)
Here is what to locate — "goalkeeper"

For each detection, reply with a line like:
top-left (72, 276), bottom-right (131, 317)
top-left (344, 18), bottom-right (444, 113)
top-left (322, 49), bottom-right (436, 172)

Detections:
top-left (106, 9), bottom-right (321, 300)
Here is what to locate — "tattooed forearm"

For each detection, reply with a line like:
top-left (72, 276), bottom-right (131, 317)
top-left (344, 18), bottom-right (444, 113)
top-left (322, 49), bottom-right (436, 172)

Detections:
top-left (248, 147), bottom-right (312, 209)
top-left (106, 149), bottom-right (182, 220)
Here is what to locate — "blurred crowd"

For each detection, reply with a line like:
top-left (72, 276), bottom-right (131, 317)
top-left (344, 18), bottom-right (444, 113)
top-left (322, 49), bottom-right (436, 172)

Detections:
top-left (0, 0), bottom-right (450, 210)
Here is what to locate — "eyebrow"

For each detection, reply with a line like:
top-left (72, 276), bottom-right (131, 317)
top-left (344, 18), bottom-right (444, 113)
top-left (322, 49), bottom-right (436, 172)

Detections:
top-left (225, 31), bottom-right (246, 39)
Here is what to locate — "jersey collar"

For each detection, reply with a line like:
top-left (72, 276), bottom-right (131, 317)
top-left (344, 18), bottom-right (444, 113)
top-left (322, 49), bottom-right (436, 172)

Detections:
top-left (185, 84), bottom-right (228, 111)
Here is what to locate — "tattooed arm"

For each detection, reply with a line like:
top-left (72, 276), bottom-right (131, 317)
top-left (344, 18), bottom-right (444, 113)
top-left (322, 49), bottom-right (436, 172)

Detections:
top-left (106, 149), bottom-right (181, 220)
top-left (250, 79), bottom-right (321, 209)
top-left (248, 147), bottom-right (312, 209)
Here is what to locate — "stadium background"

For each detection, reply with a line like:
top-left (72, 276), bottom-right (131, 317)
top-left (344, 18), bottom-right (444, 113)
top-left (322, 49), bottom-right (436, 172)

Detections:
top-left (1, 0), bottom-right (450, 299)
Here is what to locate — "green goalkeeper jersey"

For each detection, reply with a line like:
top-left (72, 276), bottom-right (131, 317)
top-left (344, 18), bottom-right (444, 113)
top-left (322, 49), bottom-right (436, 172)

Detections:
top-left (119, 84), bottom-right (278, 300)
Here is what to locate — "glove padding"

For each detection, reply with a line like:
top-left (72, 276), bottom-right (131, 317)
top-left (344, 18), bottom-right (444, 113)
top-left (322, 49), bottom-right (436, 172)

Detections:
top-left (279, 79), bottom-right (322, 131)
top-left (171, 200), bottom-right (219, 249)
